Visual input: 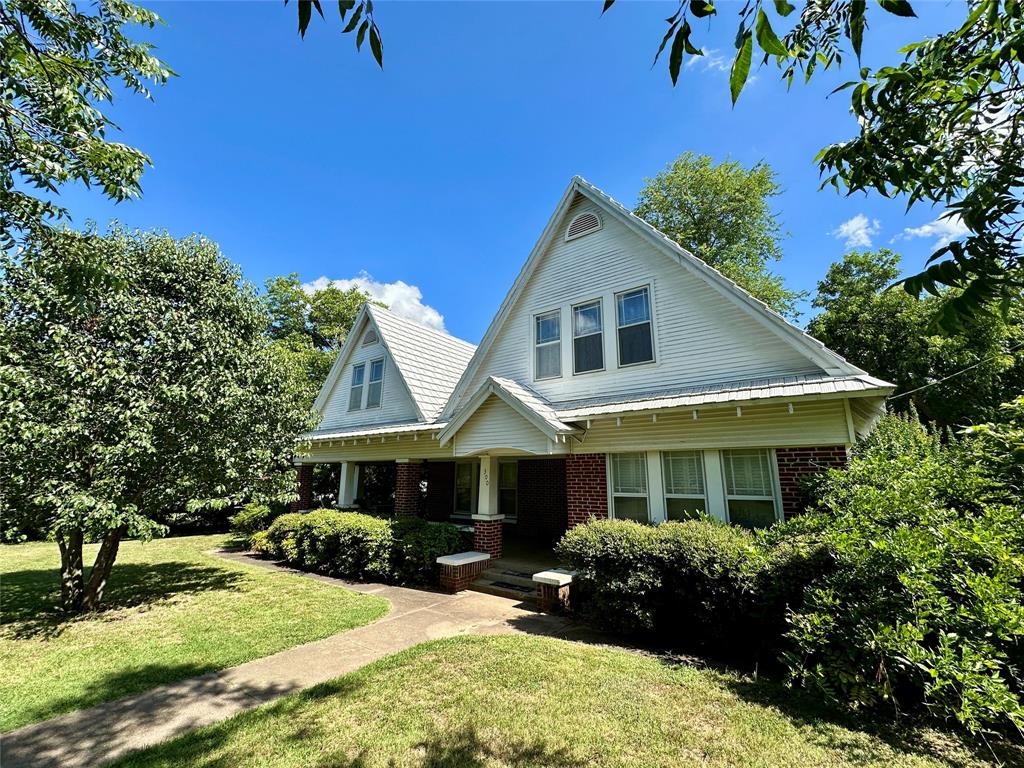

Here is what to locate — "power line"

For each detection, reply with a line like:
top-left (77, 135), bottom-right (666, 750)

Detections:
top-left (887, 340), bottom-right (1024, 401)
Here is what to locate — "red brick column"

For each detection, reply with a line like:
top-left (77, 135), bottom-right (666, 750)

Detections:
top-left (565, 453), bottom-right (608, 529)
top-left (394, 461), bottom-right (421, 517)
top-left (473, 518), bottom-right (503, 558)
top-left (439, 557), bottom-right (490, 592)
top-left (290, 464), bottom-right (314, 512)
top-left (775, 446), bottom-right (850, 518)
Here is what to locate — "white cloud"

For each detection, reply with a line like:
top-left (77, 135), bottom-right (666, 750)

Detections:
top-left (302, 271), bottom-right (446, 331)
top-left (685, 48), bottom-right (730, 73)
top-left (831, 214), bottom-right (881, 248)
top-left (894, 214), bottom-right (970, 249)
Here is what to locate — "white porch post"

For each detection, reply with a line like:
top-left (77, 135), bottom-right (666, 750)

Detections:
top-left (472, 454), bottom-right (504, 558)
top-left (338, 462), bottom-right (359, 508)
top-left (475, 455), bottom-right (501, 518)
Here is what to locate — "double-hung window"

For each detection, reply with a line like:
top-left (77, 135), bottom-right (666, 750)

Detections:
top-left (616, 287), bottom-right (654, 366)
top-left (454, 462), bottom-right (476, 515)
top-left (348, 363), bottom-right (365, 411)
top-left (535, 310), bottom-right (561, 380)
top-left (366, 359), bottom-right (385, 408)
top-left (498, 461), bottom-right (518, 521)
top-left (662, 450), bottom-right (706, 520)
top-left (610, 453), bottom-right (649, 522)
top-left (572, 300), bottom-right (604, 374)
top-left (721, 449), bottom-right (779, 529)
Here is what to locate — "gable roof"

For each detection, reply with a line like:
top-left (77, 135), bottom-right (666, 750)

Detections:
top-left (442, 176), bottom-right (870, 418)
top-left (313, 303), bottom-right (477, 423)
top-left (437, 376), bottom-right (577, 446)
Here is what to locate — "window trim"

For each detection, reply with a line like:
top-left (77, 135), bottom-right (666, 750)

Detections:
top-left (365, 357), bottom-right (386, 409)
top-left (607, 452), bottom-right (650, 523)
top-left (662, 450), bottom-right (708, 520)
top-left (615, 285), bottom-right (656, 369)
top-left (571, 298), bottom-right (605, 376)
top-left (720, 448), bottom-right (783, 526)
top-left (533, 309), bottom-right (562, 381)
top-left (347, 363), bottom-right (366, 412)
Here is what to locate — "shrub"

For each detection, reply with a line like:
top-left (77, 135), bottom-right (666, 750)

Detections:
top-left (391, 517), bottom-right (467, 585)
top-left (230, 503), bottom-right (274, 536)
top-left (264, 512), bottom-right (306, 562)
top-left (249, 529), bottom-right (272, 555)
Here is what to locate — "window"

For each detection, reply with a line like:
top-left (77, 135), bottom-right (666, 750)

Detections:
top-left (366, 358), bottom-right (385, 408)
top-left (573, 300), bottom-right (604, 374)
top-left (535, 310), bottom-right (561, 379)
top-left (662, 451), bottom-right (707, 521)
top-left (498, 461), bottom-right (517, 521)
top-left (616, 287), bottom-right (654, 366)
top-left (454, 462), bottom-right (476, 515)
top-left (348, 363), bottom-right (365, 411)
top-left (722, 449), bottom-right (779, 529)
top-left (610, 453), bottom-right (649, 522)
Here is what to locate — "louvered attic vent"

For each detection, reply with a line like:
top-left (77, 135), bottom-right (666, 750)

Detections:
top-left (565, 211), bottom-right (602, 241)
top-left (362, 329), bottom-right (379, 346)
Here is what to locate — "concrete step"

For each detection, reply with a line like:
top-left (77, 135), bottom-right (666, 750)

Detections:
top-left (478, 567), bottom-right (536, 589)
top-left (468, 578), bottom-right (539, 603)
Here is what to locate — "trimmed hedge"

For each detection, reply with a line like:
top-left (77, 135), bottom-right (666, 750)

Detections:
top-left (229, 502), bottom-right (275, 536)
top-left (255, 510), bottom-right (465, 586)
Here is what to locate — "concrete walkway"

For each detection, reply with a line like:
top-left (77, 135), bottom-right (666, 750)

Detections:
top-left (2, 551), bottom-right (597, 768)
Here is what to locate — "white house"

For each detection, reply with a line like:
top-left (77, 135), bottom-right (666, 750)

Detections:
top-left (295, 176), bottom-right (893, 565)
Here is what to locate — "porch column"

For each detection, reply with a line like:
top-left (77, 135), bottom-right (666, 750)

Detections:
top-left (290, 463), bottom-right (314, 513)
top-left (472, 455), bottom-right (504, 558)
top-left (337, 462), bottom-right (358, 508)
top-left (394, 459), bottom-right (421, 517)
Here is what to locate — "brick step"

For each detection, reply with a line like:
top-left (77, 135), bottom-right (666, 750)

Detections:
top-left (468, 578), bottom-right (539, 603)
top-left (478, 568), bottom-right (536, 589)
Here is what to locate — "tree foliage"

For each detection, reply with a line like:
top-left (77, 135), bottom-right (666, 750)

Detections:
top-left (808, 249), bottom-right (1023, 428)
top-left (635, 152), bottom-right (804, 319)
top-left (0, 227), bottom-right (315, 611)
top-left (0, 0), bottom-right (172, 244)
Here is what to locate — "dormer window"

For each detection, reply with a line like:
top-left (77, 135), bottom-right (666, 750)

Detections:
top-left (366, 358), bottom-right (385, 408)
top-left (348, 363), bottom-right (365, 411)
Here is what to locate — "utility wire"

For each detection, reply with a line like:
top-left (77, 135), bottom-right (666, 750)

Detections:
top-left (887, 340), bottom-right (1024, 401)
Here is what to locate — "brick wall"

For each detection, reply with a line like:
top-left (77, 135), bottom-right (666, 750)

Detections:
top-left (290, 464), bottom-right (314, 512)
top-left (565, 453), bottom-right (608, 529)
top-left (439, 557), bottom-right (490, 592)
top-left (424, 461), bottom-right (455, 521)
top-left (775, 446), bottom-right (849, 518)
top-left (474, 518), bottom-right (503, 558)
top-left (517, 458), bottom-right (568, 544)
top-left (394, 461), bottom-right (422, 517)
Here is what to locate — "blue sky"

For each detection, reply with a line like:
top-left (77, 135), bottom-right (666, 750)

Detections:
top-left (57, 0), bottom-right (967, 341)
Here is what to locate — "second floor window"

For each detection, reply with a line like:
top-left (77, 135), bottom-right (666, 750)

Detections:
top-left (348, 363), bottom-right (365, 411)
top-left (573, 300), bottom-right (603, 374)
top-left (535, 310), bottom-right (561, 379)
top-left (616, 287), bottom-right (654, 366)
top-left (366, 359), bottom-right (385, 408)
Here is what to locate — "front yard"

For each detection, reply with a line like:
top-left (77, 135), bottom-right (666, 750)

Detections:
top-left (114, 635), bottom-right (1012, 768)
top-left (0, 534), bottom-right (388, 732)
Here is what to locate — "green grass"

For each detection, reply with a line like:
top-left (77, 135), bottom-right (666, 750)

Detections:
top-left (114, 635), bottom-right (1016, 768)
top-left (0, 534), bottom-right (388, 732)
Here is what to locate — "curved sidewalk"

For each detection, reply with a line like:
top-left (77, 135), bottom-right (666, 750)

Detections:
top-left (2, 552), bottom-right (594, 768)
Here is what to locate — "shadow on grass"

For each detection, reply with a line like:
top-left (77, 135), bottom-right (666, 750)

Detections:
top-left (2, 562), bottom-right (246, 640)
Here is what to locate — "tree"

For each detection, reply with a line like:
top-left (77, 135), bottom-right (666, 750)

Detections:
top-left (808, 249), bottom-right (1024, 428)
top-left (634, 152), bottom-right (804, 318)
top-left (0, 226), bottom-right (315, 612)
top-left (0, 0), bottom-right (171, 244)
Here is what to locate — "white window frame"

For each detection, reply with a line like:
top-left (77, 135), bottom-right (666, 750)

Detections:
top-left (533, 309), bottom-right (562, 381)
top-left (572, 298), bottom-right (605, 375)
top-left (348, 363), bottom-right (365, 412)
top-left (720, 448), bottom-right (783, 527)
top-left (661, 450), bottom-right (708, 520)
top-left (607, 452), bottom-right (650, 523)
top-left (615, 285), bottom-right (656, 368)
top-left (365, 357), bottom-right (385, 409)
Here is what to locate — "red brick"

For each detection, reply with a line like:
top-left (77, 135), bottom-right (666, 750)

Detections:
top-left (290, 464), bottom-right (314, 512)
top-left (565, 453), bottom-right (608, 529)
top-left (776, 445), bottom-right (849, 518)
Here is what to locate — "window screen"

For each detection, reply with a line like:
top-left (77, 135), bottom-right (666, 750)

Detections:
top-left (348, 363), bottom-right (365, 411)
top-left (573, 300), bottom-right (604, 374)
top-left (535, 311), bottom-right (561, 379)
top-left (662, 450), bottom-right (706, 521)
top-left (616, 287), bottom-right (654, 366)
top-left (366, 359), bottom-right (385, 408)
top-left (611, 453), bottom-right (649, 523)
top-left (722, 449), bottom-right (778, 529)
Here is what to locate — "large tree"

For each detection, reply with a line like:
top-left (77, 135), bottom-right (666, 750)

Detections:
top-left (635, 152), bottom-right (804, 319)
top-left (808, 249), bottom-right (1024, 428)
top-left (0, 227), bottom-right (315, 612)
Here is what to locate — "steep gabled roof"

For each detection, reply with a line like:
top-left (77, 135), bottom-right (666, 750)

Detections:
top-left (443, 176), bottom-right (871, 418)
top-left (313, 303), bottom-right (476, 423)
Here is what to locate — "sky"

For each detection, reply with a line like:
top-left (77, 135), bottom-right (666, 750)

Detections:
top-left (54, 0), bottom-right (969, 341)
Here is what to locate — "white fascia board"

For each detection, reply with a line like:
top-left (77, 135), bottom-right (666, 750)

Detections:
top-left (312, 303), bottom-right (372, 415)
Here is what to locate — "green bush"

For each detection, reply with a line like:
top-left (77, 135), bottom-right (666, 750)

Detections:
top-left (230, 502), bottom-right (274, 536)
top-left (264, 512), bottom-right (306, 562)
top-left (391, 517), bottom-right (467, 585)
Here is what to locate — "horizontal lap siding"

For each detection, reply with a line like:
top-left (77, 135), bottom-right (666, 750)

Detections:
top-left (454, 396), bottom-right (551, 456)
top-left (302, 437), bottom-right (453, 463)
top-left (576, 399), bottom-right (850, 453)
top-left (450, 194), bottom-right (822, 414)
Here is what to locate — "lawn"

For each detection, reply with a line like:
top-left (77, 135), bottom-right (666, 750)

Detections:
top-left (0, 534), bottom-right (388, 732)
top-left (114, 635), bottom-right (1014, 768)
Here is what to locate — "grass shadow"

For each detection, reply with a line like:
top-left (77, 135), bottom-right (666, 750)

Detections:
top-left (2, 562), bottom-right (246, 640)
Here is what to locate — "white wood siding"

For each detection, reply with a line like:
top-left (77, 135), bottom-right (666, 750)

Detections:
top-left (302, 434), bottom-right (453, 464)
top-left (450, 194), bottom-right (822, 414)
top-left (453, 395), bottom-right (560, 457)
top-left (318, 335), bottom-right (419, 429)
top-left (576, 399), bottom-right (851, 453)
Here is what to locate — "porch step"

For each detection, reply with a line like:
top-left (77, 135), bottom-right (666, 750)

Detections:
top-left (467, 578), bottom-right (539, 604)
top-left (478, 567), bottom-right (536, 589)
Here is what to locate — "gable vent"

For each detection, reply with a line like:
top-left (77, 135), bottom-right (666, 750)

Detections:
top-left (362, 329), bottom-right (379, 346)
top-left (566, 211), bottom-right (602, 241)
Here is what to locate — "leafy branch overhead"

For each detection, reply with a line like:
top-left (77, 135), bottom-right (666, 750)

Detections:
top-left (601, 0), bottom-right (1023, 332)
top-left (286, 0), bottom-right (383, 67)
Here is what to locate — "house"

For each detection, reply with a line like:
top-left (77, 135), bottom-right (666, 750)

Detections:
top-left (295, 176), bottom-right (893, 571)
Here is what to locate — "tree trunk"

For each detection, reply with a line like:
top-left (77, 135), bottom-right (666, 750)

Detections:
top-left (58, 530), bottom-right (86, 612)
top-left (82, 526), bottom-right (126, 612)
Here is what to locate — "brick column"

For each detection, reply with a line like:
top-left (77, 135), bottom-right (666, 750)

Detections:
top-left (290, 464), bottom-right (314, 512)
top-left (473, 517), bottom-right (504, 558)
top-left (394, 460), bottom-right (421, 517)
top-left (565, 453), bottom-right (608, 529)
top-left (775, 446), bottom-right (849, 518)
